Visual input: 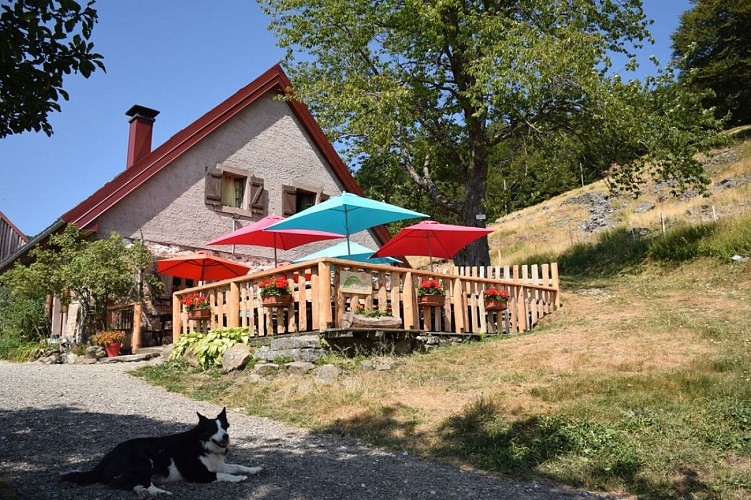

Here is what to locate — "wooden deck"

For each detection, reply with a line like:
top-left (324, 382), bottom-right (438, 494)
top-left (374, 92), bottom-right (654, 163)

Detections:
top-left (170, 258), bottom-right (560, 343)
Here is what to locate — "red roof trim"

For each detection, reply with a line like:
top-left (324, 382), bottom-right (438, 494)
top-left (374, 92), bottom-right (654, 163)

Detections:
top-left (61, 64), bottom-right (391, 246)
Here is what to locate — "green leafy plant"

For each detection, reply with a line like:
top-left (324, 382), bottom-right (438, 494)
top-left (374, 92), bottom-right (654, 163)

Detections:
top-left (417, 279), bottom-right (445, 296)
top-left (259, 276), bottom-right (292, 298)
top-left (90, 330), bottom-right (124, 346)
top-left (169, 327), bottom-right (250, 370)
top-left (354, 309), bottom-right (393, 318)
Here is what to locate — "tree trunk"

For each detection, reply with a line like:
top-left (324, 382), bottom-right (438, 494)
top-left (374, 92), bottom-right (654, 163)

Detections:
top-left (455, 173), bottom-right (490, 267)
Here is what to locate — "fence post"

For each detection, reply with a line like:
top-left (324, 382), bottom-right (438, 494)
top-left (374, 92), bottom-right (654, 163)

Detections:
top-left (228, 282), bottom-right (240, 328)
top-left (132, 302), bottom-right (142, 352)
top-left (172, 293), bottom-right (181, 343)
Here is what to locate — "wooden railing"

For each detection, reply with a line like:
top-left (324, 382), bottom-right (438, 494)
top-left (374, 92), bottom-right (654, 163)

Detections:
top-left (172, 259), bottom-right (560, 341)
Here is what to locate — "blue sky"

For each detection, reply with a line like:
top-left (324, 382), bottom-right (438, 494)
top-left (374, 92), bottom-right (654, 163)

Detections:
top-left (0, 0), bottom-right (690, 237)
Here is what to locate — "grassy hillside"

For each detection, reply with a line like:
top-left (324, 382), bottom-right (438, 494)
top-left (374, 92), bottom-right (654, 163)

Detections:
top-left (137, 134), bottom-right (751, 498)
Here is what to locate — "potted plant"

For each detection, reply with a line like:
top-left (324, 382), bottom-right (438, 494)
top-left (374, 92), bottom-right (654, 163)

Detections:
top-left (417, 279), bottom-right (446, 307)
top-left (484, 287), bottom-right (510, 311)
top-left (91, 330), bottom-right (125, 358)
top-left (182, 294), bottom-right (211, 320)
top-left (259, 276), bottom-right (292, 307)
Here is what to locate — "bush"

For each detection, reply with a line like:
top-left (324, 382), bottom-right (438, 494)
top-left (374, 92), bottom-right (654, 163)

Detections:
top-left (557, 226), bottom-right (649, 277)
top-left (648, 222), bottom-right (715, 262)
top-left (169, 327), bottom-right (250, 370)
top-left (649, 213), bottom-right (751, 263)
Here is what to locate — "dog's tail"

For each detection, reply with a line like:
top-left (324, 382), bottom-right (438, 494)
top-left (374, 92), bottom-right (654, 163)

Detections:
top-left (59, 468), bottom-right (100, 485)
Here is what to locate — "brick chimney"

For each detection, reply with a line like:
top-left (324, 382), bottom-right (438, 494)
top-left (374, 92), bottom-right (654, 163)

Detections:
top-left (125, 105), bottom-right (160, 169)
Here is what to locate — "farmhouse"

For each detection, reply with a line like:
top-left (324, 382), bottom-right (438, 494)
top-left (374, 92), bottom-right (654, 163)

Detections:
top-left (0, 65), bottom-right (390, 345)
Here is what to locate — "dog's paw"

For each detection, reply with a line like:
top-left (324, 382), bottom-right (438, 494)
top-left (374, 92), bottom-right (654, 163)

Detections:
top-left (216, 472), bottom-right (248, 482)
top-left (245, 465), bottom-right (264, 475)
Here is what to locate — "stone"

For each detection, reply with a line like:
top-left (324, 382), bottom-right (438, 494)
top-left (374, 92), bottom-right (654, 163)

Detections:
top-left (315, 364), bottom-right (340, 384)
top-left (375, 358), bottom-right (394, 371)
top-left (394, 339), bottom-right (413, 355)
top-left (359, 360), bottom-right (374, 371)
top-left (269, 335), bottom-right (320, 351)
top-left (254, 363), bottom-right (279, 376)
top-left (222, 343), bottom-right (253, 372)
top-left (634, 202), bottom-right (655, 213)
top-left (62, 353), bottom-right (80, 364)
top-left (285, 361), bottom-right (315, 375)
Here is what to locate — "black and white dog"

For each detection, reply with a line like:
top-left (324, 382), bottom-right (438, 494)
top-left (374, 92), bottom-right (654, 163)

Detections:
top-left (60, 408), bottom-right (262, 497)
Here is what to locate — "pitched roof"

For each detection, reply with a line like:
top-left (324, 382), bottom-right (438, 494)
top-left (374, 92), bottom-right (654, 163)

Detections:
top-left (61, 63), bottom-right (390, 245)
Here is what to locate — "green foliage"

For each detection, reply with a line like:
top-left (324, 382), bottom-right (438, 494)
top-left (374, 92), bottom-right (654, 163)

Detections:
top-left (648, 222), bottom-right (716, 262)
top-left (0, 286), bottom-right (49, 341)
top-left (169, 327), bottom-right (250, 370)
top-left (0, 0), bottom-right (105, 137)
top-left (1, 225), bottom-right (159, 341)
top-left (0, 336), bottom-right (42, 362)
top-left (648, 213), bottom-right (751, 263)
top-left (263, 0), bottom-right (722, 265)
top-left (672, 0), bottom-right (751, 126)
top-left (557, 226), bottom-right (650, 277)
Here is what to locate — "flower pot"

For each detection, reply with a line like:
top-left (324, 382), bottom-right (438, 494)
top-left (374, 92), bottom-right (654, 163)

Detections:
top-left (188, 308), bottom-right (211, 321)
top-left (262, 294), bottom-right (292, 308)
top-left (105, 342), bottom-right (121, 358)
top-left (485, 299), bottom-right (508, 312)
top-left (418, 294), bottom-right (445, 308)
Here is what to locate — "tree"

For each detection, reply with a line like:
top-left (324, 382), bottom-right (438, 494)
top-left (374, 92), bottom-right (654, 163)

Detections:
top-left (0, 226), bottom-right (157, 342)
top-left (262, 0), bottom-right (722, 265)
top-left (0, 0), bottom-right (105, 138)
top-left (671, 0), bottom-right (751, 127)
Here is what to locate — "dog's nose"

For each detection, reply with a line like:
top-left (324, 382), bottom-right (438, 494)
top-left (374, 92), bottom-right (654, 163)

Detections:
top-left (219, 436), bottom-right (229, 446)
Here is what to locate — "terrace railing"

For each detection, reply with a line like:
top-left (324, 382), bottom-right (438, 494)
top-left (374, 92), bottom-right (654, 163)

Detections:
top-left (172, 258), bottom-right (560, 341)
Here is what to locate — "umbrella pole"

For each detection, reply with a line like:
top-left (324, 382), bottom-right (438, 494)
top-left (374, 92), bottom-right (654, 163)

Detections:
top-left (273, 233), bottom-right (278, 267)
top-left (345, 209), bottom-right (351, 256)
top-left (427, 233), bottom-right (434, 272)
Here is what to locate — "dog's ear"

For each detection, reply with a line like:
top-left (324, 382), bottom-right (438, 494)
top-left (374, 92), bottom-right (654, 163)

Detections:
top-left (196, 412), bottom-right (207, 422)
top-left (218, 407), bottom-right (227, 419)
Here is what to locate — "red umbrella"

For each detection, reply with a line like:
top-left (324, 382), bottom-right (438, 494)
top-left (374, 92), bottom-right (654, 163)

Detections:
top-left (156, 252), bottom-right (251, 282)
top-left (371, 220), bottom-right (493, 270)
top-left (206, 214), bottom-right (343, 266)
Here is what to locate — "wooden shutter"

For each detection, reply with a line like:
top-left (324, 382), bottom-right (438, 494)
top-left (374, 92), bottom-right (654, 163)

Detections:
top-left (282, 185), bottom-right (297, 216)
top-left (205, 168), bottom-right (222, 206)
top-left (250, 177), bottom-right (265, 214)
top-left (318, 192), bottom-right (330, 203)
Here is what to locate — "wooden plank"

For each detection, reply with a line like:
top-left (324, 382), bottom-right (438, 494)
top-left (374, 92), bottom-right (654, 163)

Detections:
top-left (403, 271), bottom-right (416, 330)
top-left (228, 283), bottom-right (240, 328)
top-left (551, 262), bottom-right (561, 308)
top-left (310, 267), bottom-right (320, 330)
top-left (172, 293), bottom-right (181, 343)
top-left (451, 276), bottom-right (464, 333)
top-left (378, 271), bottom-right (388, 311)
top-left (132, 302), bottom-right (142, 352)
top-left (297, 272), bottom-right (307, 332)
top-left (319, 262), bottom-right (332, 327)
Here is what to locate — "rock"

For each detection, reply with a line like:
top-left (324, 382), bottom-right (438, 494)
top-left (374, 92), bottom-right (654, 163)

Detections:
top-left (222, 343), bottom-right (253, 372)
top-left (731, 255), bottom-right (749, 263)
top-left (285, 361), bottom-right (315, 375)
top-left (254, 363), bottom-right (279, 376)
top-left (634, 202), bottom-right (655, 213)
top-left (161, 344), bottom-right (173, 360)
top-left (269, 335), bottom-right (320, 351)
top-left (359, 360), bottom-right (374, 371)
top-left (394, 339), bottom-right (412, 355)
top-left (62, 353), bottom-right (80, 364)
top-left (315, 364), bottom-right (340, 384)
top-left (375, 358), bottom-right (394, 371)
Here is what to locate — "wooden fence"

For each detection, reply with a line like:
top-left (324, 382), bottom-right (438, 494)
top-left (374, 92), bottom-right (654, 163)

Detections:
top-left (171, 259), bottom-right (560, 342)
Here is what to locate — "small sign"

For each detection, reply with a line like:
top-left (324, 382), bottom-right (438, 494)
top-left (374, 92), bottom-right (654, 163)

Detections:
top-left (339, 271), bottom-right (372, 294)
top-left (476, 213), bottom-right (487, 220)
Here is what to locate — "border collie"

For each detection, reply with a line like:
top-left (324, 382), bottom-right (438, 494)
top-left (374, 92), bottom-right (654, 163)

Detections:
top-left (60, 408), bottom-right (262, 497)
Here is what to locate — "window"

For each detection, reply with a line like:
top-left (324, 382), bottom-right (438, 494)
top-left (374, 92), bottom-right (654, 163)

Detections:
top-left (206, 164), bottom-right (264, 215)
top-left (283, 185), bottom-right (329, 215)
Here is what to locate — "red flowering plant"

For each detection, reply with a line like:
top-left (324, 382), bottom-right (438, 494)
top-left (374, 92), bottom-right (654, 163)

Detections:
top-left (417, 279), bottom-right (445, 296)
top-left (484, 287), bottom-right (510, 302)
top-left (259, 276), bottom-right (292, 298)
top-left (91, 330), bottom-right (125, 346)
top-left (181, 294), bottom-right (210, 311)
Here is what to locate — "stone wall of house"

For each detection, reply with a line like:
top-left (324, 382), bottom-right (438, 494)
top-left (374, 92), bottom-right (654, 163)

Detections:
top-left (96, 93), bottom-right (379, 266)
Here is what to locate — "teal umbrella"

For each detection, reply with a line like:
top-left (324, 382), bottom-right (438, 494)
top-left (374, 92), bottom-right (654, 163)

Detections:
top-left (269, 192), bottom-right (428, 255)
top-left (292, 241), bottom-right (401, 265)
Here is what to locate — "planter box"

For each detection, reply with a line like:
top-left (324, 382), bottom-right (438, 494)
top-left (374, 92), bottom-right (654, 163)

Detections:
top-left (341, 311), bottom-right (402, 329)
top-left (262, 294), bottom-right (292, 308)
top-left (418, 294), bottom-right (445, 308)
top-left (485, 299), bottom-right (509, 312)
top-left (188, 308), bottom-right (211, 321)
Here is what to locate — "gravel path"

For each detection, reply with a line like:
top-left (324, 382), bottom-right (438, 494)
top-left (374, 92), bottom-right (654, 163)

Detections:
top-left (0, 360), bottom-right (618, 499)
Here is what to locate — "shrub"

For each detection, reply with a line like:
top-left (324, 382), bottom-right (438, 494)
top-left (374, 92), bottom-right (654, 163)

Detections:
top-left (169, 327), bottom-right (250, 370)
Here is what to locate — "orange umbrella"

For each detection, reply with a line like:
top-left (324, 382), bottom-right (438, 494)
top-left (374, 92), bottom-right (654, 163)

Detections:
top-left (156, 252), bottom-right (251, 281)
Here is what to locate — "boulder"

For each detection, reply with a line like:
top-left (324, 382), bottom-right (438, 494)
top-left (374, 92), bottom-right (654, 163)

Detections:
top-left (285, 361), bottom-right (315, 375)
top-left (254, 363), bottom-right (279, 376)
top-left (315, 364), bottom-right (340, 384)
top-left (222, 344), bottom-right (253, 372)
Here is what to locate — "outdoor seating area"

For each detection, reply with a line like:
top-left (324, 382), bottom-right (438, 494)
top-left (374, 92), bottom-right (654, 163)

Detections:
top-left (170, 258), bottom-right (560, 341)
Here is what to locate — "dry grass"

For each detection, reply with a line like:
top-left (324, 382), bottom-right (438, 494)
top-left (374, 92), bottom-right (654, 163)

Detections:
top-left (138, 133), bottom-right (751, 497)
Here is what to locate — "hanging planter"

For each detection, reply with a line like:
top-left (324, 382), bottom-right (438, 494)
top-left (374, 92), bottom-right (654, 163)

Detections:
top-left (418, 294), bottom-right (446, 308)
top-left (262, 294), bottom-right (292, 308)
top-left (188, 308), bottom-right (211, 321)
top-left (485, 299), bottom-right (508, 312)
